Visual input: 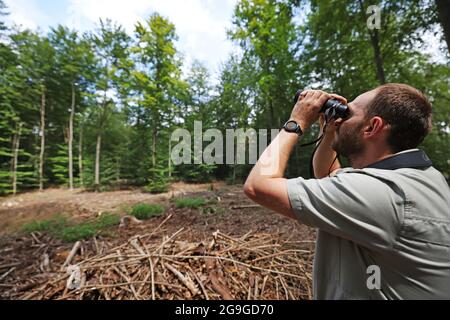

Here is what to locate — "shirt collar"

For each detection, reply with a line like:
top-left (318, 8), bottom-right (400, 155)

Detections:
top-left (365, 149), bottom-right (433, 170)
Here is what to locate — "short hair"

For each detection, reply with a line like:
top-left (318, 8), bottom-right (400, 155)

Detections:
top-left (365, 83), bottom-right (432, 153)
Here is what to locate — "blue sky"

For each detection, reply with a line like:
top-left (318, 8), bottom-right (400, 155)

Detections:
top-left (4, 0), bottom-right (239, 78)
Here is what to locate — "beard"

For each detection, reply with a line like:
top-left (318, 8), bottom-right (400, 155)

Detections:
top-left (332, 123), bottom-right (365, 158)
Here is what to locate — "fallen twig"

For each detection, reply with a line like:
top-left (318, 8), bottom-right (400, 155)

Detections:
top-left (61, 241), bottom-right (81, 270)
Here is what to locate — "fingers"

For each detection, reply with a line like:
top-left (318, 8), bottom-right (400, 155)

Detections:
top-left (302, 90), bottom-right (314, 100)
top-left (314, 90), bottom-right (331, 106)
top-left (300, 90), bottom-right (347, 105)
top-left (327, 118), bottom-right (338, 129)
top-left (301, 90), bottom-right (326, 100)
top-left (330, 93), bottom-right (348, 104)
top-left (319, 114), bottom-right (325, 127)
top-left (334, 117), bottom-right (344, 126)
top-left (311, 90), bottom-right (321, 100)
top-left (298, 91), bottom-right (309, 100)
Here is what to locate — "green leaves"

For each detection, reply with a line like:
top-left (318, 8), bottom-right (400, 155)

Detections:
top-left (229, 0), bottom-right (301, 128)
top-left (303, 0), bottom-right (449, 173)
top-left (175, 198), bottom-right (206, 209)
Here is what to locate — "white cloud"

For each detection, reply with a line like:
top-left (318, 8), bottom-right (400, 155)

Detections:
top-left (4, 0), bottom-right (49, 30)
top-left (66, 0), bottom-right (239, 77)
top-left (3, 0), bottom-right (238, 78)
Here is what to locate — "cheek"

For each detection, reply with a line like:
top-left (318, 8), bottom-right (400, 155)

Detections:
top-left (337, 121), bottom-right (351, 134)
top-left (337, 121), bottom-right (358, 139)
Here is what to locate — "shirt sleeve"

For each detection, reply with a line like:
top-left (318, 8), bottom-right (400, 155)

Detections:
top-left (287, 170), bottom-right (404, 251)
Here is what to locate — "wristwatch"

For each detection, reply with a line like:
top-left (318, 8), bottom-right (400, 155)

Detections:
top-left (282, 120), bottom-right (303, 136)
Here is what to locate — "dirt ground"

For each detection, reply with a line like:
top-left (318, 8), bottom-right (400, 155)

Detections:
top-left (0, 183), bottom-right (316, 300)
top-left (0, 182), bottom-right (226, 235)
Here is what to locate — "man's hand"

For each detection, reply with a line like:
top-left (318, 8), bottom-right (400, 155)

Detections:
top-left (290, 90), bottom-right (332, 131)
top-left (318, 92), bottom-right (347, 137)
top-left (292, 90), bottom-right (348, 131)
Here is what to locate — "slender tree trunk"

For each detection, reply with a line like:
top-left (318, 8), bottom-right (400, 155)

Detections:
top-left (358, 0), bottom-right (386, 85)
top-left (232, 164), bottom-right (236, 185)
top-left (11, 123), bottom-right (22, 195)
top-left (39, 89), bottom-right (46, 191)
top-left (10, 133), bottom-right (17, 173)
top-left (95, 133), bottom-right (101, 192)
top-left (168, 138), bottom-right (172, 178)
top-left (268, 99), bottom-right (275, 128)
top-left (116, 157), bottom-right (120, 185)
top-left (78, 124), bottom-right (83, 188)
top-left (436, 0), bottom-right (450, 53)
top-left (152, 128), bottom-right (157, 168)
top-left (94, 95), bottom-right (109, 192)
top-left (370, 29), bottom-right (386, 85)
top-left (68, 83), bottom-right (75, 190)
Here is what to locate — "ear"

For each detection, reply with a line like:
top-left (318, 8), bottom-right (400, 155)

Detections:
top-left (363, 116), bottom-right (387, 138)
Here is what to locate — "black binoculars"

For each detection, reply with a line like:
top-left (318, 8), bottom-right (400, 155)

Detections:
top-left (294, 90), bottom-right (349, 120)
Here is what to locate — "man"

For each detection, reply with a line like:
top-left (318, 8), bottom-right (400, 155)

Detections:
top-left (244, 83), bottom-right (450, 299)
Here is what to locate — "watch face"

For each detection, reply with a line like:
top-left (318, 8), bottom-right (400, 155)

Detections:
top-left (285, 121), bottom-right (298, 131)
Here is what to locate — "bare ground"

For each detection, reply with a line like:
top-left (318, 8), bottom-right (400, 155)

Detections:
top-left (0, 182), bottom-right (225, 235)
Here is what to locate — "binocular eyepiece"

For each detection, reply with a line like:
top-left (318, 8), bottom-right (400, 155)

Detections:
top-left (294, 90), bottom-right (349, 120)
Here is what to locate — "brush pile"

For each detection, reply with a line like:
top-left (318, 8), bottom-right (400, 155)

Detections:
top-left (8, 227), bottom-right (313, 300)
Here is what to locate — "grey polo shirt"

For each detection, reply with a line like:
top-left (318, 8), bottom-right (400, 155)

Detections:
top-left (287, 156), bottom-right (450, 299)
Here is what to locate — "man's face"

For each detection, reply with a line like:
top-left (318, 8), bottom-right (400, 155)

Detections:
top-left (332, 90), bottom-right (377, 158)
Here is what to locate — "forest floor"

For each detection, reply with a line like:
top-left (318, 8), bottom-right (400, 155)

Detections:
top-left (0, 182), bottom-right (227, 235)
top-left (0, 183), bottom-right (316, 300)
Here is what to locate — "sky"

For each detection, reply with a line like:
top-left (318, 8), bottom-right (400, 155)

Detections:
top-left (4, 0), bottom-right (240, 78)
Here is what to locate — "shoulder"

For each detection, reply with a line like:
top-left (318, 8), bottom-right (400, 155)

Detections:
top-left (288, 167), bottom-right (408, 219)
top-left (287, 169), bottom-right (405, 249)
top-left (288, 167), bottom-right (406, 213)
top-left (334, 167), bottom-right (408, 191)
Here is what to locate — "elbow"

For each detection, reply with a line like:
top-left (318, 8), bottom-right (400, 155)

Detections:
top-left (243, 179), bottom-right (258, 201)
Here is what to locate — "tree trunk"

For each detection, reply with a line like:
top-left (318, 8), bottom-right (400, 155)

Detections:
top-left (370, 29), bottom-right (386, 85)
top-left (11, 123), bottom-right (22, 196)
top-left (168, 138), bottom-right (172, 178)
top-left (357, 0), bottom-right (386, 85)
top-left (116, 157), bottom-right (120, 185)
top-left (39, 89), bottom-right (46, 191)
top-left (68, 83), bottom-right (75, 190)
top-left (10, 133), bottom-right (17, 174)
top-left (268, 99), bottom-right (275, 128)
top-left (94, 133), bottom-right (101, 192)
top-left (78, 124), bottom-right (83, 188)
top-left (436, 0), bottom-right (450, 53)
top-left (152, 128), bottom-right (157, 168)
top-left (94, 94), bottom-right (110, 192)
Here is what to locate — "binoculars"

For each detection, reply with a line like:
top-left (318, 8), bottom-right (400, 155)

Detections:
top-left (294, 90), bottom-right (349, 120)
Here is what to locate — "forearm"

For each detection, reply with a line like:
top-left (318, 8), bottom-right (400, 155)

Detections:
top-left (245, 130), bottom-right (299, 185)
top-left (243, 130), bottom-right (299, 219)
top-left (313, 129), bottom-right (341, 178)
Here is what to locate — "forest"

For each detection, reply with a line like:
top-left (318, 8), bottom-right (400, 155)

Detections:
top-left (1, 0), bottom-right (449, 196)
